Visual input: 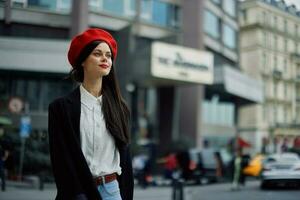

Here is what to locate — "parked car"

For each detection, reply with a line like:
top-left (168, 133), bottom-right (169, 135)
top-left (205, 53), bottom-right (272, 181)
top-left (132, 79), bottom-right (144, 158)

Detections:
top-left (260, 153), bottom-right (300, 189)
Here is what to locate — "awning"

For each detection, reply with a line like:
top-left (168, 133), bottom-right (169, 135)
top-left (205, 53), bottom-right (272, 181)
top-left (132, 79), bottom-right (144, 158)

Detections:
top-left (213, 66), bottom-right (264, 104)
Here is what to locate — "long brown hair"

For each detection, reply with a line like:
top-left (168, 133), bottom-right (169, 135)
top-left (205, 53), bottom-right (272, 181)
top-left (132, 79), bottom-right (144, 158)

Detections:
top-left (69, 41), bottom-right (130, 144)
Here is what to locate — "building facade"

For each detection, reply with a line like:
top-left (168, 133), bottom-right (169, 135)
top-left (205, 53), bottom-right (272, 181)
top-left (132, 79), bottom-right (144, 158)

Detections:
top-left (239, 0), bottom-right (300, 153)
top-left (200, 0), bottom-right (263, 151)
top-left (0, 0), bottom-right (263, 164)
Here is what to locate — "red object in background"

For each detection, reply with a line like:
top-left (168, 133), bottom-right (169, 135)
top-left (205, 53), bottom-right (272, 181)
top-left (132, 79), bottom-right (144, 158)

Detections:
top-left (238, 136), bottom-right (251, 148)
top-left (294, 137), bottom-right (300, 148)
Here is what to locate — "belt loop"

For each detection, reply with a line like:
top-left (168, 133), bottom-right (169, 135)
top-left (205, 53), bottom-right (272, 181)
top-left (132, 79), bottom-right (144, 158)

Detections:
top-left (101, 175), bottom-right (106, 184)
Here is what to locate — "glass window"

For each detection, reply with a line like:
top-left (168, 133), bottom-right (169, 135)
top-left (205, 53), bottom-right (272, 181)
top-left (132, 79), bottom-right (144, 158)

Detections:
top-left (223, 0), bottom-right (236, 17)
top-left (103, 0), bottom-right (124, 15)
top-left (124, 0), bottom-right (136, 16)
top-left (28, 0), bottom-right (56, 10)
top-left (204, 10), bottom-right (220, 39)
top-left (141, 0), bottom-right (152, 20)
top-left (56, 0), bottom-right (71, 11)
top-left (152, 0), bottom-right (168, 26)
top-left (202, 100), bottom-right (234, 126)
top-left (284, 20), bottom-right (287, 32)
top-left (89, 0), bottom-right (102, 9)
top-left (167, 4), bottom-right (181, 29)
top-left (211, 0), bottom-right (221, 5)
top-left (222, 23), bottom-right (236, 49)
top-left (140, 0), bottom-right (181, 29)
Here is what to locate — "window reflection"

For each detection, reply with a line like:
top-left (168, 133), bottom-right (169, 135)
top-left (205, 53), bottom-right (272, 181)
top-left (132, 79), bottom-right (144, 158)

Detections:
top-left (204, 10), bottom-right (220, 39)
top-left (222, 23), bottom-right (237, 49)
top-left (223, 0), bottom-right (236, 17)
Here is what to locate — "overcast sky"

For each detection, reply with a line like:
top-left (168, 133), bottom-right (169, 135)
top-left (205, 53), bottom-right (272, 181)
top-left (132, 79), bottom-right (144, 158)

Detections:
top-left (239, 0), bottom-right (300, 10)
top-left (284, 0), bottom-right (300, 9)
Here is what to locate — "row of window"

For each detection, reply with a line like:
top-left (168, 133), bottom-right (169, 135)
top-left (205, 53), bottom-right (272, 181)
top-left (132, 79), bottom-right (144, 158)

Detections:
top-left (264, 81), bottom-right (292, 101)
top-left (210, 0), bottom-right (237, 18)
top-left (261, 52), bottom-right (294, 77)
top-left (204, 9), bottom-right (237, 49)
top-left (263, 104), bottom-right (291, 125)
top-left (17, 0), bottom-right (181, 29)
top-left (262, 11), bottom-right (300, 38)
top-left (262, 32), bottom-right (300, 53)
top-left (0, 74), bottom-right (73, 112)
top-left (202, 99), bottom-right (235, 126)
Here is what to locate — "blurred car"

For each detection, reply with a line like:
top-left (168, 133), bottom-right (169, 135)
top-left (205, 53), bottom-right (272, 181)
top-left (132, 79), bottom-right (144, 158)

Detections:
top-left (260, 153), bottom-right (300, 189)
top-left (243, 154), bottom-right (264, 177)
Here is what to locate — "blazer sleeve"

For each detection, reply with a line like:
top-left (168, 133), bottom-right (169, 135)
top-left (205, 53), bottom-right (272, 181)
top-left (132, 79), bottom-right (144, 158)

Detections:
top-left (48, 101), bottom-right (87, 199)
top-left (118, 145), bottom-right (134, 200)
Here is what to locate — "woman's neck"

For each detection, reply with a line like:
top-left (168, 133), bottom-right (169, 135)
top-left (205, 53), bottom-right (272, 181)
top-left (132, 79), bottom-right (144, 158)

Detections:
top-left (82, 77), bottom-right (102, 97)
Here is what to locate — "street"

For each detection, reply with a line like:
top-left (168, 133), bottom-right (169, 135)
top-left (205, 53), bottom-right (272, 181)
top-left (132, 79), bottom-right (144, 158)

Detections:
top-left (0, 181), bottom-right (299, 200)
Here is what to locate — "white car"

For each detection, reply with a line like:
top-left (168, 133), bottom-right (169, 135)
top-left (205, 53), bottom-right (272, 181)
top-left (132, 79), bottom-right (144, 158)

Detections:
top-left (260, 153), bottom-right (300, 189)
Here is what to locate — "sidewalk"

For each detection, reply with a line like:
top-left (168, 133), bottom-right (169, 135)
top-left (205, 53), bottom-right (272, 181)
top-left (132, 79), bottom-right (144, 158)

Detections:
top-left (0, 180), bottom-right (173, 200)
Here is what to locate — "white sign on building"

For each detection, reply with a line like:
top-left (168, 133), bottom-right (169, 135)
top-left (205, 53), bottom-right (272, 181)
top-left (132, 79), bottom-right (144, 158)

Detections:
top-left (151, 42), bottom-right (214, 84)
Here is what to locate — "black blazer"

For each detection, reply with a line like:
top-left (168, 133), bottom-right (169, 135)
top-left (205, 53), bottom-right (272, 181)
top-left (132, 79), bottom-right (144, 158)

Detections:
top-left (48, 87), bottom-right (133, 200)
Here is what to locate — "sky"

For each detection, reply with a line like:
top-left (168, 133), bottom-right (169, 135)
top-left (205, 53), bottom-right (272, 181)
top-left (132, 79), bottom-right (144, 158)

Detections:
top-left (284, 0), bottom-right (300, 9)
top-left (239, 0), bottom-right (300, 10)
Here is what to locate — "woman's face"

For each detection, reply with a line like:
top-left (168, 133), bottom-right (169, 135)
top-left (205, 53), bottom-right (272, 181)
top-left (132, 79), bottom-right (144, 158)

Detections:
top-left (82, 42), bottom-right (113, 79)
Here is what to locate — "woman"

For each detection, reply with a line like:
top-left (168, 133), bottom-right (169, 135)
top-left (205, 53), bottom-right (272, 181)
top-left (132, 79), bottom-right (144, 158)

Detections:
top-left (48, 28), bottom-right (133, 200)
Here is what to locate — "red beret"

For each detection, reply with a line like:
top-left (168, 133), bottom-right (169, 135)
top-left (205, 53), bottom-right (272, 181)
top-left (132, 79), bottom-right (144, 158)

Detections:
top-left (68, 28), bottom-right (118, 67)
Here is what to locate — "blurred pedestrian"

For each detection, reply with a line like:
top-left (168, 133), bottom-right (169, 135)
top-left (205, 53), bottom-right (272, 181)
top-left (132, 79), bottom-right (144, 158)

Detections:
top-left (48, 28), bottom-right (133, 200)
top-left (132, 153), bottom-right (148, 188)
top-left (157, 152), bottom-right (178, 180)
top-left (231, 148), bottom-right (243, 190)
top-left (176, 150), bottom-right (193, 181)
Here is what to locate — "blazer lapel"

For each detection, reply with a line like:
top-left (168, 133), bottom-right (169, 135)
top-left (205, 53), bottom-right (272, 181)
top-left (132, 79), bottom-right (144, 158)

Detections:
top-left (66, 86), bottom-right (81, 146)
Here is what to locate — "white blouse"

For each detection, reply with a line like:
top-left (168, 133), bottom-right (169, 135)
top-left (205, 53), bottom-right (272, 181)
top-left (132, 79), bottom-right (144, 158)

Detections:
top-left (79, 85), bottom-right (121, 177)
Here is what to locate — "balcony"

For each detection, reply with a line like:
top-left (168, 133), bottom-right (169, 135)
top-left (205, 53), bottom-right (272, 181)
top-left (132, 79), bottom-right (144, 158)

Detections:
top-left (273, 69), bottom-right (282, 79)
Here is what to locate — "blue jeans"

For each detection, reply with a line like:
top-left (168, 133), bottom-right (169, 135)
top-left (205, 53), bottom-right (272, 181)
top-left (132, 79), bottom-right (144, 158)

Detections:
top-left (97, 180), bottom-right (122, 200)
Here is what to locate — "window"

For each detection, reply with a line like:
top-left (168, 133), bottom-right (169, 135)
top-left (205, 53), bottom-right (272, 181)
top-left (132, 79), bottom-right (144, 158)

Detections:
top-left (274, 35), bottom-right (277, 49)
top-left (273, 106), bottom-right (277, 124)
top-left (274, 16), bottom-right (277, 29)
top-left (263, 32), bottom-right (267, 47)
top-left (223, 0), bottom-right (236, 17)
top-left (284, 39), bottom-right (288, 52)
top-left (103, 0), bottom-right (124, 15)
top-left (284, 83), bottom-right (288, 99)
top-left (262, 52), bottom-right (267, 72)
top-left (222, 23), bottom-right (237, 49)
top-left (140, 0), bottom-right (180, 28)
top-left (295, 24), bottom-right (298, 37)
top-left (284, 20), bottom-right (287, 33)
top-left (141, 0), bottom-right (152, 20)
top-left (284, 59), bottom-right (287, 73)
top-left (57, 0), bottom-right (71, 11)
top-left (167, 4), bottom-right (181, 29)
top-left (211, 0), bottom-right (221, 5)
top-left (263, 11), bottom-right (266, 24)
top-left (273, 83), bottom-right (277, 98)
top-left (152, 0), bottom-right (168, 26)
top-left (204, 10), bottom-right (220, 39)
top-left (274, 56), bottom-right (277, 70)
top-left (124, 0), bottom-right (135, 16)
